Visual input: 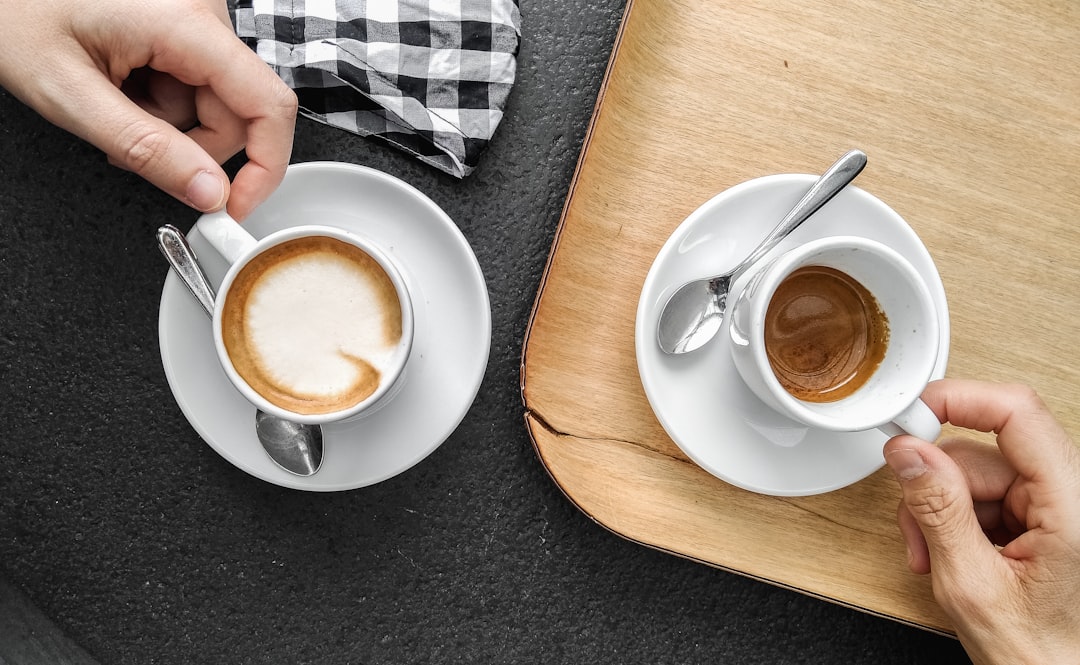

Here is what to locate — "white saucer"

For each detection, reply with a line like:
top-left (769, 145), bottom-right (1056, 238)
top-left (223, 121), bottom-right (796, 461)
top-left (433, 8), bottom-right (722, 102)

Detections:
top-left (635, 174), bottom-right (950, 496)
top-left (159, 162), bottom-right (491, 491)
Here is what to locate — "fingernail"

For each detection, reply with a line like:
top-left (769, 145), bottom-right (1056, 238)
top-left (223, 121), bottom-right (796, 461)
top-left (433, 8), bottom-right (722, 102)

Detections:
top-left (886, 449), bottom-right (928, 481)
top-left (186, 171), bottom-right (226, 211)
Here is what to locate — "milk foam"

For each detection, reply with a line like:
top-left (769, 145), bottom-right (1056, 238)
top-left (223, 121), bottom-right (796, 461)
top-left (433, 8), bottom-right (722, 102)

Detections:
top-left (219, 234), bottom-right (406, 417)
top-left (245, 251), bottom-right (398, 399)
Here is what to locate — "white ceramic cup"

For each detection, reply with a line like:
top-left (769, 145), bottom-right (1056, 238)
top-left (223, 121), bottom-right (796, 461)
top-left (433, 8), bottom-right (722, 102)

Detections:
top-left (728, 235), bottom-right (941, 441)
top-left (196, 210), bottom-right (414, 425)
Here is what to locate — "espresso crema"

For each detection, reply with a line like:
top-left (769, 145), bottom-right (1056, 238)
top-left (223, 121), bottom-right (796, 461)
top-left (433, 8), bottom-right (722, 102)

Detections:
top-left (221, 236), bottom-right (403, 415)
top-left (763, 265), bottom-right (889, 403)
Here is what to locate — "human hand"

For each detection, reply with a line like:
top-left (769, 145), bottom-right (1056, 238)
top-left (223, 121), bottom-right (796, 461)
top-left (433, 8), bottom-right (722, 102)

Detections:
top-left (883, 379), bottom-right (1080, 665)
top-left (0, 0), bottom-right (297, 220)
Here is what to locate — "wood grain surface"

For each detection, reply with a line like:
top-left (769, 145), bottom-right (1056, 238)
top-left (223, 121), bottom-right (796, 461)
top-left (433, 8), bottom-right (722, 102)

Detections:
top-left (520, 0), bottom-right (1080, 634)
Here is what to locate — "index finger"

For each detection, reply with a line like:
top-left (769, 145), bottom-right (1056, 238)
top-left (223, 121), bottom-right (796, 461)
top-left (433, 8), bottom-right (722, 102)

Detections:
top-left (144, 7), bottom-right (297, 212)
top-left (921, 379), bottom-right (1078, 486)
top-left (146, 8), bottom-right (296, 130)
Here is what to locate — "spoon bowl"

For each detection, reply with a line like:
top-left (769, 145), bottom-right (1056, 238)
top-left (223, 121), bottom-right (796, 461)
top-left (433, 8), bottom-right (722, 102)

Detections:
top-left (656, 149), bottom-right (867, 354)
top-left (156, 224), bottom-right (325, 476)
top-left (255, 410), bottom-right (324, 476)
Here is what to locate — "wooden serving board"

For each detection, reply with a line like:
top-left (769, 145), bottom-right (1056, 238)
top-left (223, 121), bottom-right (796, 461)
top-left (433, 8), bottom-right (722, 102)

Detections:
top-left (521, 0), bottom-right (1080, 634)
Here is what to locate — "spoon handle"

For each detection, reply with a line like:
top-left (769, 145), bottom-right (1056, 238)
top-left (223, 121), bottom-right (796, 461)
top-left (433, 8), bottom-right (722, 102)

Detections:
top-left (156, 224), bottom-right (216, 318)
top-left (735, 149), bottom-right (867, 276)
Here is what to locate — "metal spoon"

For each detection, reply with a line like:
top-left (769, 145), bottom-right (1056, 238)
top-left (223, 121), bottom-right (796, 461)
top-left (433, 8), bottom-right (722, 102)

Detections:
top-left (156, 224), bottom-right (324, 476)
top-left (656, 149), bottom-right (868, 354)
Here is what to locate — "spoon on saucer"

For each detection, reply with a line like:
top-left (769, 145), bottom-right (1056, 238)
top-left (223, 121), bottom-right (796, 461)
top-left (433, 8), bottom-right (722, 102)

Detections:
top-left (656, 149), bottom-right (868, 355)
top-left (156, 224), bottom-right (325, 476)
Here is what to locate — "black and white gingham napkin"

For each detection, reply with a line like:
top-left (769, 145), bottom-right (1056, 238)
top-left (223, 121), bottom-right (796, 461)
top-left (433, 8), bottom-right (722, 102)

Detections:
top-left (231, 0), bottom-right (521, 178)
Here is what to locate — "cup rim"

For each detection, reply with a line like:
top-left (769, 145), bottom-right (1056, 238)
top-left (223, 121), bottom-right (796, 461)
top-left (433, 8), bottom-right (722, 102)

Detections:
top-left (742, 235), bottom-right (939, 431)
top-left (211, 224), bottom-right (415, 425)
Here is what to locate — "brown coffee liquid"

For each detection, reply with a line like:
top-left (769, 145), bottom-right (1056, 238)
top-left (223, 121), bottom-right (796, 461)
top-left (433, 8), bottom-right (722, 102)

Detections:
top-left (764, 266), bottom-right (889, 403)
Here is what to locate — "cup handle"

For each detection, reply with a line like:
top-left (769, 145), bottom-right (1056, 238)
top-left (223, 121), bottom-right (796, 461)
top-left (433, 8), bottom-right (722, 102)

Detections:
top-left (877, 397), bottom-right (941, 442)
top-left (195, 210), bottom-right (258, 265)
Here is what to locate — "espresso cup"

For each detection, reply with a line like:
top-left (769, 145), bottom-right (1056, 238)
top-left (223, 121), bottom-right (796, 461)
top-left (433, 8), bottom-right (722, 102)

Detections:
top-left (196, 210), bottom-right (414, 425)
top-left (728, 235), bottom-right (941, 441)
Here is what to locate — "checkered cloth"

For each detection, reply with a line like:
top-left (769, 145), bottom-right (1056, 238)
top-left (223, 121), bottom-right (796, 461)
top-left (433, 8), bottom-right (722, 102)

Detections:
top-left (231, 0), bottom-right (521, 178)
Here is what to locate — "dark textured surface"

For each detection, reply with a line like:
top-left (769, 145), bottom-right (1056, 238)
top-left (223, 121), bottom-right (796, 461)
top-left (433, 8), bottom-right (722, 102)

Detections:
top-left (0, 1), bottom-right (973, 663)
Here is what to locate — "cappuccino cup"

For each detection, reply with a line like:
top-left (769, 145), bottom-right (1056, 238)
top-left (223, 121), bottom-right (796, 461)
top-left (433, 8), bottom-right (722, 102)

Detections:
top-left (196, 210), bottom-right (414, 425)
top-left (728, 236), bottom-right (942, 442)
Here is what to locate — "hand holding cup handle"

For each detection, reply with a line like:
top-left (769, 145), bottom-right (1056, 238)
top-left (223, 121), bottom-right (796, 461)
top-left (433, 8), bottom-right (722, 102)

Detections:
top-left (885, 380), bottom-right (1080, 664)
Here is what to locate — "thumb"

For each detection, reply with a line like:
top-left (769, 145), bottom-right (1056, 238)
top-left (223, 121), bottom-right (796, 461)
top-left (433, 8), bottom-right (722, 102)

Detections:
top-left (40, 64), bottom-right (230, 213)
top-left (884, 437), bottom-right (999, 579)
top-left (99, 105), bottom-right (231, 213)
